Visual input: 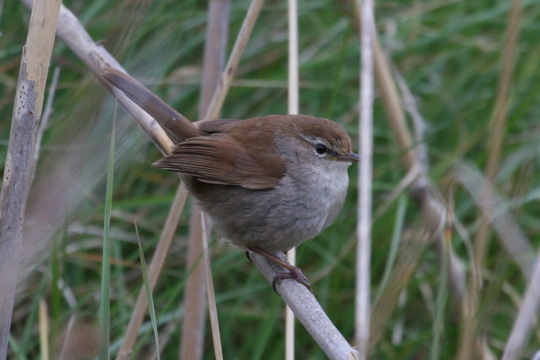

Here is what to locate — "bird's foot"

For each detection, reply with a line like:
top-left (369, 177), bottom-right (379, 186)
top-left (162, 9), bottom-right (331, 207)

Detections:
top-left (272, 267), bottom-right (312, 293)
top-left (247, 247), bottom-right (313, 294)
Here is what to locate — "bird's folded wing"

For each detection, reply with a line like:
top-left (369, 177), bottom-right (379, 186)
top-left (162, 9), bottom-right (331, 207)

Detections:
top-left (154, 133), bottom-right (284, 189)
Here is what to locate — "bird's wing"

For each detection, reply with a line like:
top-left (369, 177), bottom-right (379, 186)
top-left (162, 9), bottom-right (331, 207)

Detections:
top-left (154, 133), bottom-right (284, 189)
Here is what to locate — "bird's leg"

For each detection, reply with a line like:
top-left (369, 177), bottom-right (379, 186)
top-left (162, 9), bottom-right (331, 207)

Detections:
top-left (247, 247), bottom-right (312, 293)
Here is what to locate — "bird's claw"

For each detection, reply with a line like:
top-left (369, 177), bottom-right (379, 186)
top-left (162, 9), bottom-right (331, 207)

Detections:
top-left (272, 267), bottom-right (312, 294)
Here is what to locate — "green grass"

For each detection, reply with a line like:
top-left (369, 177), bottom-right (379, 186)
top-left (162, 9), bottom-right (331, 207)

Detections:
top-left (99, 115), bottom-right (115, 360)
top-left (136, 224), bottom-right (160, 360)
top-left (1, 0), bottom-right (540, 359)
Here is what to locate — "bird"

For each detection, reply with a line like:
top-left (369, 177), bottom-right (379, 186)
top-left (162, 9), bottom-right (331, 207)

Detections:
top-left (103, 67), bottom-right (359, 292)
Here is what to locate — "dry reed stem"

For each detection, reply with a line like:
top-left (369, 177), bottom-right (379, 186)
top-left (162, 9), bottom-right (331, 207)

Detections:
top-left (0, 0), bottom-right (61, 357)
top-left (250, 252), bottom-right (361, 360)
top-left (355, 0), bottom-right (375, 357)
top-left (286, 0), bottom-right (299, 358)
top-left (38, 300), bottom-right (49, 360)
top-left (198, 0), bottom-right (230, 119)
top-left (200, 215), bottom-right (223, 360)
top-left (372, 37), bottom-right (417, 170)
top-left (179, 208), bottom-right (208, 360)
top-left (180, 1), bottom-right (229, 359)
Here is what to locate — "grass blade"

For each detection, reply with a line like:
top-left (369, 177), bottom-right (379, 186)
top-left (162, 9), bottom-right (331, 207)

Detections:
top-left (136, 225), bottom-right (161, 360)
top-left (99, 116), bottom-right (116, 360)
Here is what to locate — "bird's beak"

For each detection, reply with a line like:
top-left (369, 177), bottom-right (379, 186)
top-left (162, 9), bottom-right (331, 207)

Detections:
top-left (333, 152), bottom-right (360, 162)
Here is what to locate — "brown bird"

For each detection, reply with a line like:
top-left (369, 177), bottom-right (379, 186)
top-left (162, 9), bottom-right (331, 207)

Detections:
top-left (103, 68), bottom-right (359, 292)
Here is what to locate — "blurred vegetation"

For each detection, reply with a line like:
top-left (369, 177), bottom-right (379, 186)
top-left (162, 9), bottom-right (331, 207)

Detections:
top-left (1, 0), bottom-right (539, 359)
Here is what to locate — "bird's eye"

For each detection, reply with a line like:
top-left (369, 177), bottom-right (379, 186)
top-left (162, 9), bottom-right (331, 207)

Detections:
top-left (315, 143), bottom-right (328, 155)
